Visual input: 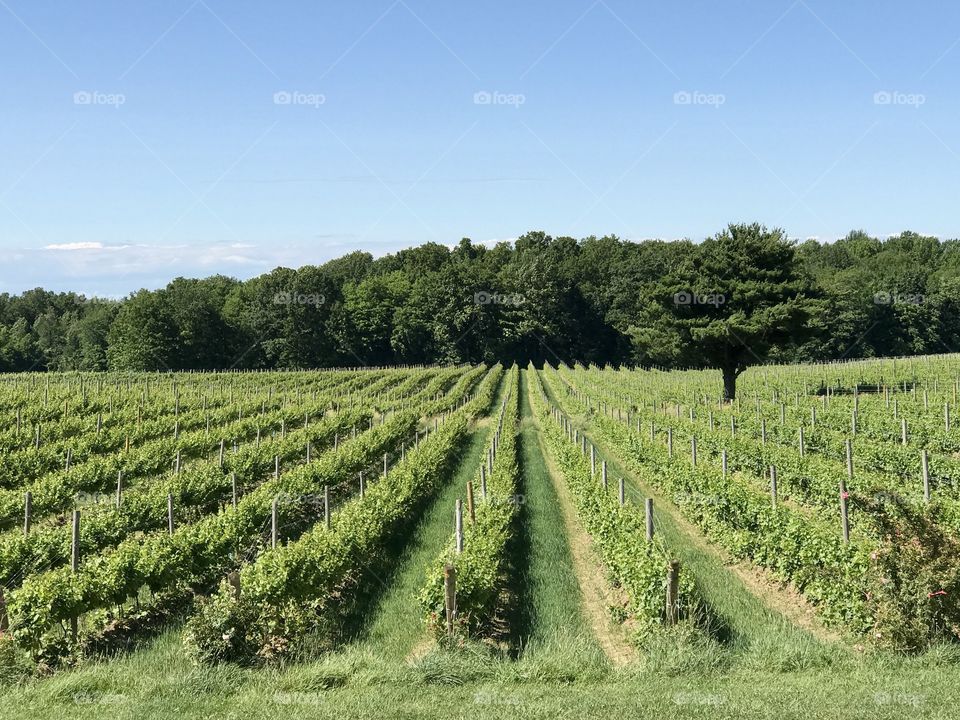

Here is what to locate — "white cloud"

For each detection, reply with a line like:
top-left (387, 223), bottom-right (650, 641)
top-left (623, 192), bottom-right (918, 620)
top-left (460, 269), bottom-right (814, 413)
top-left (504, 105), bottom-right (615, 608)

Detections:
top-left (44, 242), bottom-right (105, 251)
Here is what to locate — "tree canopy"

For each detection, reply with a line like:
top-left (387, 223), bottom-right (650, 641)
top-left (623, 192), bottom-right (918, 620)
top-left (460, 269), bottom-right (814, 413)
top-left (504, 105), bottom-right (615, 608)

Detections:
top-left (1, 225), bottom-right (958, 375)
top-left (629, 223), bottom-right (817, 399)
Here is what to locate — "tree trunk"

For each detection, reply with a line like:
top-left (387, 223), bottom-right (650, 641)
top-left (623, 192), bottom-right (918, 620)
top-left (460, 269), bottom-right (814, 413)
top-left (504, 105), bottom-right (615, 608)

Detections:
top-left (722, 366), bottom-right (737, 402)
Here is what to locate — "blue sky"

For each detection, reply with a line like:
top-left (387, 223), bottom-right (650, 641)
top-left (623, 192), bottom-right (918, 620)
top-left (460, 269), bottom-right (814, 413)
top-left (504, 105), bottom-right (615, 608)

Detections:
top-left (1, 0), bottom-right (958, 296)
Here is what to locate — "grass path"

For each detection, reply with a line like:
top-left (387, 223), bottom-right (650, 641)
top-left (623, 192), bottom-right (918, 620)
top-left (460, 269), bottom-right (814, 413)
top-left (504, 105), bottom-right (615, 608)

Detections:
top-left (536, 369), bottom-right (840, 671)
top-left (515, 369), bottom-right (627, 667)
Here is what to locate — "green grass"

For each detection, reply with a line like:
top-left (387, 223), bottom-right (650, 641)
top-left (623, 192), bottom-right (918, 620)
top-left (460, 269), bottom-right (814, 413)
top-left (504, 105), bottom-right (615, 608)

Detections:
top-left (508, 369), bottom-right (607, 674)
top-left (6, 636), bottom-right (960, 720)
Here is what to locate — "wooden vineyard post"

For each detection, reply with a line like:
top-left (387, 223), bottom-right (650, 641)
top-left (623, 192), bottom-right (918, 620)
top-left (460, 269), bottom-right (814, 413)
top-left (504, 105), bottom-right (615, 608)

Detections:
top-left (665, 560), bottom-right (681, 626)
top-left (645, 498), bottom-right (654, 541)
top-left (770, 466), bottom-right (778, 508)
top-left (23, 491), bottom-right (31, 538)
top-left (590, 444), bottom-right (596, 475)
top-left (306, 442), bottom-right (311, 463)
top-left (618, 477), bottom-right (625, 506)
top-left (922, 450), bottom-right (931, 502)
top-left (324, 486), bottom-right (331, 529)
top-left (902, 418), bottom-right (908, 446)
top-left (219, 439), bottom-right (225, 469)
top-left (71, 510), bottom-right (80, 641)
top-left (227, 571), bottom-right (241, 600)
top-left (455, 499), bottom-right (464, 554)
top-left (167, 494), bottom-right (174, 535)
top-left (443, 564), bottom-right (457, 637)
top-left (71, 510), bottom-right (80, 569)
top-left (231, 473), bottom-right (238, 509)
top-left (383, 453), bottom-right (388, 479)
top-left (839, 478), bottom-right (850, 544)
top-left (274, 455), bottom-right (280, 479)
top-left (0, 588), bottom-right (8, 632)
top-left (601, 461), bottom-right (608, 491)
top-left (271, 497), bottom-right (278, 549)
top-left (798, 427), bottom-right (805, 458)
top-left (721, 449), bottom-right (728, 479)
top-left (466, 481), bottom-right (475, 523)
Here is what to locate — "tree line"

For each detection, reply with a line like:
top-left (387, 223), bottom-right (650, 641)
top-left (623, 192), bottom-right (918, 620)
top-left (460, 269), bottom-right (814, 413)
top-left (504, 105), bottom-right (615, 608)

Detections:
top-left (2, 224), bottom-right (958, 396)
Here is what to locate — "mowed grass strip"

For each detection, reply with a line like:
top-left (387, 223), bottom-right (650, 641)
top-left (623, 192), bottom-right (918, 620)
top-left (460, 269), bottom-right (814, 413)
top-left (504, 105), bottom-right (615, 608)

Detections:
top-left (514, 370), bottom-right (610, 670)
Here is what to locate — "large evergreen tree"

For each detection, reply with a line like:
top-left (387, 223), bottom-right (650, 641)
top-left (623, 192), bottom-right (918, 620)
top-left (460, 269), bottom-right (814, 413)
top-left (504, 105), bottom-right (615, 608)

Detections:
top-left (628, 223), bottom-right (818, 400)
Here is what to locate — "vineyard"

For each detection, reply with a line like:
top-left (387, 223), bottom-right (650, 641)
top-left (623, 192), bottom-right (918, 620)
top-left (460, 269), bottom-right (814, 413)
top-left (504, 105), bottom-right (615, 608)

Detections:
top-left (3, 359), bottom-right (960, 718)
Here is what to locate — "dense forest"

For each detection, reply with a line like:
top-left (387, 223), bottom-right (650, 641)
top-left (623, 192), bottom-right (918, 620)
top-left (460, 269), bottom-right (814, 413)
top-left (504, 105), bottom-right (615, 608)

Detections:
top-left (2, 224), bottom-right (959, 375)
